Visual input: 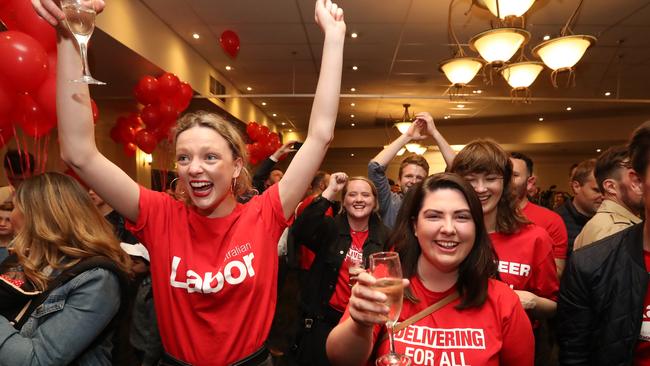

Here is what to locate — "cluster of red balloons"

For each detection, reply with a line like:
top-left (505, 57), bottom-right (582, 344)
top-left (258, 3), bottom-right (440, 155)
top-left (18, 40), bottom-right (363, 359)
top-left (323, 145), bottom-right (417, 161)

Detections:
top-left (110, 73), bottom-right (193, 156)
top-left (220, 30), bottom-right (240, 58)
top-left (246, 122), bottom-right (281, 165)
top-left (0, 1), bottom-right (99, 142)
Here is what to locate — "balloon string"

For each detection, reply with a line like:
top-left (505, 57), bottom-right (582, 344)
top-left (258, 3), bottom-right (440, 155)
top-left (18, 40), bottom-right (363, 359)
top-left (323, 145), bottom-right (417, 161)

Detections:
top-left (9, 125), bottom-right (19, 179)
top-left (22, 133), bottom-right (31, 176)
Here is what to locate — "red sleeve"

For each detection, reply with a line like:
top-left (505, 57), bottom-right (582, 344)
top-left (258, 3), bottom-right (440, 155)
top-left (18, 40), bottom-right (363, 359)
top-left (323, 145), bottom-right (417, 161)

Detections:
top-left (499, 285), bottom-right (534, 366)
top-left (529, 229), bottom-right (560, 301)
top-left (548, 214), bottom-right (569, 260)
top-left (125, 185), bottom-right (177, 250)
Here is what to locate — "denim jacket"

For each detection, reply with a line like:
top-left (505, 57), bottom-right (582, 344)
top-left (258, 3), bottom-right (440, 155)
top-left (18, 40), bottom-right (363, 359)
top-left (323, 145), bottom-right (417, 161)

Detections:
top-left (0, 268), bottom-right (121, 366)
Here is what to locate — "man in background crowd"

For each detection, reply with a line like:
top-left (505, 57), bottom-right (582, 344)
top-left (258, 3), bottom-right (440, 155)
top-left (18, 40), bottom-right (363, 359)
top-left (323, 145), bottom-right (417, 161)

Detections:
top-left (0, 202), bottom-right (14, 263)
top-left (556, 159), bottom-right (603, 255)
top-left (574, 146), bottom-right (643, 249)
top-left (511, 152), bottom-right (569, 276)
top-left (0, 150), bottom-right (35, 204)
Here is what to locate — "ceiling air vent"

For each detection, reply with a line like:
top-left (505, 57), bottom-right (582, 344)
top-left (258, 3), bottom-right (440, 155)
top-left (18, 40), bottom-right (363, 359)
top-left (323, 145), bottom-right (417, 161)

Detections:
top-left (209, 75), bottom-right (226, 103)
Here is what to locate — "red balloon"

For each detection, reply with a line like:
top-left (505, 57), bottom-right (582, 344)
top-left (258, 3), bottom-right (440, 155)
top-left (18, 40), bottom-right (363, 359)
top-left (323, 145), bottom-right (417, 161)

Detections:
top-left (173, 82), bottom-right (193, 112)
top-left (123, 142), bottom-right (137, 157)
top-left (140, 104), bottom-right (163, 129)
top-left (219, 30), bottom-right (240, 58)
top-left (134, 75), bottom-right (160, 106)
top-left (246, 123), bottom-right (262, 142)
top-left (35, 73), bottom-right (56, 123)
top-left (0, 77), bottom-right (16, 120)
top-left (109, 126), bottom-right (122, 143)
top-left (11, 93), bottom-right (55, 138)
top-left (135, 129), bottom-right (157, 154)
top-left (91, 99), bottom-right (99, 123)
top-left (126, 113), bottom-right (144, 129)
top-left (0, 124), bottom-right (14, 148)
top-left (157, 73), bottom-right (180, 99)
top-left (0, 31), bottom-right (49, 93)
top-left (118, 124), bottom-right (135, 144)
top-left (157, 99), bottom-right (179, 124)
top-left (0, 0), bottom-right (56, 52)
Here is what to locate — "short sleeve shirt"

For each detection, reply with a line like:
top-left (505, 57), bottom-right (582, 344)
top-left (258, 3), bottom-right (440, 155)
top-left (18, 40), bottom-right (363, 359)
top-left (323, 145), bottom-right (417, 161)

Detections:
top-left (126, 184), bottom-right (288, 365)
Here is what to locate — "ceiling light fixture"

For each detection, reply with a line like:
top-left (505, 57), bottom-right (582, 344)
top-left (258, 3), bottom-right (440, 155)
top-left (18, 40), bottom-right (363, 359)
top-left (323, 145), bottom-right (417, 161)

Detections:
top-left (246, 87), bottom-right (252, 91)
top-left (350, 123), bottom-right (355, 127)
top-left (350, 114), bottom-right (355, 118)
top-left (350, 153), bottom-right (355, 157)
top-left (499, 61), bottom-right (544, 100)
top-left (469, 27), bottom-right (531, 67)
top-left (393, 104), bottom-right (413, 134)
top-left (456, 104), bottom-right (465, 108)
top-left (261, 102), bottom-right (267, 106)
top-left (352, 66), bottom-right (358, 71)
top-left (351, 32), bottom-right (358, 38)
top-left (272, 113), bottom-right (277, 117)
top-left (444, 115), bottom-right (451, 119)
top-left (350, 87), bottom-right (356, 92)
top-left (350, 103), bottom-right (355, 107)
top-left (396, 147), bottom-right (406, 156)
top-left (566, 106), bottom-right (572, 111)
top-left (543, 35), bottom-right (551, 41)
top-left (281, 122), bottom-right (286, 125)
top-left (405, 143), bottom-right (422, 153)
top-left (473, 0), bottom-right (536, 20)
top-left (538, 117), bottom-right (544, 121)
top-left (192, 33), bottom-right (200, 39)
top-left (225, 65), bottom-right (232, 71)
top-left (596, 148), bottom-right (601, 153)
top-left (604, 91), bottom-right (611, 96)
top-left (439, 0), bottom-right (485, 94)
top-left (532, 0), bottom-right (596, 87)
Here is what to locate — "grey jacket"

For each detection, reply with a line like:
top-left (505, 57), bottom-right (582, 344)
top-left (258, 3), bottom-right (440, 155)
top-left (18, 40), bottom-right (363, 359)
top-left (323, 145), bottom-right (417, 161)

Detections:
top-left (0, 268), bottom-right (121, 366)
top-left (367, 160), bottom-right (403, 229)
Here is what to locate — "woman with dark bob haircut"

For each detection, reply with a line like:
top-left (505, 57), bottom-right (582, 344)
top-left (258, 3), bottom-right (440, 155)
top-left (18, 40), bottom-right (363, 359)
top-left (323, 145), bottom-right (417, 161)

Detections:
top-left (326, 173), bottom-right (533, 366)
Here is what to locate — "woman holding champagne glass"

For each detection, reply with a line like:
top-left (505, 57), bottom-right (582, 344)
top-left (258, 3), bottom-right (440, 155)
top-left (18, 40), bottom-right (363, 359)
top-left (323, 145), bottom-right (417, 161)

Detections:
top-left (326, 173), bottom-right (534, 366)
top-left (34, 0), bottom-right (347, 364)
top-left (291, 172), bottom-right (390, 366)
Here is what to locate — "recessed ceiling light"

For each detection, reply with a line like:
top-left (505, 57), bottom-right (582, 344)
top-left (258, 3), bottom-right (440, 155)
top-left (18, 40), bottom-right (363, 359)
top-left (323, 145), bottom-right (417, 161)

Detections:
top-left (444, 115), bottom-right (451, 119)
top-left (456, 104), bottom-right (465, 108)
top-left (192, 33), bottom-right (200, 39)
top-left (281, 122), bottom-right (286, 126)
top-left (538, 117), bottom-right (544, 121)
top-left (350, 153), bottom-right (355, 157)
top-left (476, 89), bottom-right (483, 94)
top-left (350, 87), bottom-right (356, 92)
top-left (272, 113), bottom-right (277, 117)
top-left (246, 87), bottom-right (252, 91)
top-left (605, 91), bottom-right (611, 96)
top-left (288, 129), bottom-right (293, 132)
top-left (261, 102), bottom-right (267, 106)
top-left (225, 65), bottom-right (232, 71)
top-left (566, 106), bottom-right (572, 111)
top-left (352, 66), bottom-right (358, 71)
top-left (350, 123), bottom-right (355, 127)
top-left (350, 103), bottom-right (355, 107)
top-left (596, 148), bottom-right (602, 153)
top-left (351, 32), bottom-right (358, 38)
top-left (543, 34), bottom-right (551, 41)
top-left (350, 114), bottom-right (355, 118)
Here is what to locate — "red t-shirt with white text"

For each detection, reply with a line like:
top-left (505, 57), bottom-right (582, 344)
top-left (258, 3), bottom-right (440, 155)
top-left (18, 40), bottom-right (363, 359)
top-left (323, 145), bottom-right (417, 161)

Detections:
top-left (522, 202), bottom-right (568, 260)
top-left (633, 251), bottom-right (650, 365)
top-left (126, 184), bottom-right (288, 365)
top-left (360, 277), bottom-right (534, 366)
top-left (490, 225), bottom-right (559, 301)
top-left (329, 229), bottom-right (368, 312)
top-left (296, 194), bottom-right (334, 270)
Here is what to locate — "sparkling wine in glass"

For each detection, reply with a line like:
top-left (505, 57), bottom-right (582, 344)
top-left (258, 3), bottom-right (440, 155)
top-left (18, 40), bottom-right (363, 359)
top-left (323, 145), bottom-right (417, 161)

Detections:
top-left (62, 0), bottom-right (106, 85)
top-left (370, 252), bottom-right (411, 366)
top-left (348, 257), bottom-right (364, 287)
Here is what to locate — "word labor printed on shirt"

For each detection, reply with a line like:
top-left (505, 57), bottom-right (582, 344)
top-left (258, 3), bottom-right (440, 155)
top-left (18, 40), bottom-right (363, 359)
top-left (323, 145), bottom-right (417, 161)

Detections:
top-left (170, 243), bottom-right (256, 294)
top-left (394, 326), bottom-right (486, 366)
top-left (641, 305), bottom-right (650, 341)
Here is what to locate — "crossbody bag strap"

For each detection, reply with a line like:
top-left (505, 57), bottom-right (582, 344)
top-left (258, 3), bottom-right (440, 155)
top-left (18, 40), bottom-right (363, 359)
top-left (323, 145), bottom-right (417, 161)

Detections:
top-left (379, 291), bottom-right (459, 344)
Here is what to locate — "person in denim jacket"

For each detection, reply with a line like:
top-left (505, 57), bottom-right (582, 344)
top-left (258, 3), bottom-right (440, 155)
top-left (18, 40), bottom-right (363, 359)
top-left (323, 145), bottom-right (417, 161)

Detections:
top-left (0, 173), bottom-right (132, 365)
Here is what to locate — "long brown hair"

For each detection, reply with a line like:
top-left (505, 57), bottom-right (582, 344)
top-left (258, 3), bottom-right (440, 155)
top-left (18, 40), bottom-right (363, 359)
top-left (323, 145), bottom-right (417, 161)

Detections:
top-left (450, 139), bottom-right (528, 234)
top-left (12, 173), bottom-right (132, 290)
top-left (174, 111), bottom-right (253, 199)
top-left (392, 173), bottom-right (497, 309)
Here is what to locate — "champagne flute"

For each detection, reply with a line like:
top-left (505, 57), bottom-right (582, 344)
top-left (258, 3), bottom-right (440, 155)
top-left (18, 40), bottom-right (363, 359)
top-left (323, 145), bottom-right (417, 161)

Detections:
top-left (348, 256), bottom-right (364, 287)
top-left (61, 0), bottom-right (106, 85)
top-left (370, 252), bottom-right (410, 366)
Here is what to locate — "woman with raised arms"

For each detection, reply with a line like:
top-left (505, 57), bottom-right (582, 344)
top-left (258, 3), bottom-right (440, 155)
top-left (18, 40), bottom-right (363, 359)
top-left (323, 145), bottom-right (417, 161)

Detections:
top-left (33, 0), bottom-right (346, 364)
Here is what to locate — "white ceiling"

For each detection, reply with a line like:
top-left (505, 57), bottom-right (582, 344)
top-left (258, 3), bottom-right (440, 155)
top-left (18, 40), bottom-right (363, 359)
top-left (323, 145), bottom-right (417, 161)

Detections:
top-left (134, 0), bottom-right (650, 131)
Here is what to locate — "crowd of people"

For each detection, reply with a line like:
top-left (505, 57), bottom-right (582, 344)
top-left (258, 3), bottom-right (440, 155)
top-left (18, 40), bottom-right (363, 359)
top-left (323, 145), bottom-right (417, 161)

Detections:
top-left (0, 0), bottom-right (647, 365)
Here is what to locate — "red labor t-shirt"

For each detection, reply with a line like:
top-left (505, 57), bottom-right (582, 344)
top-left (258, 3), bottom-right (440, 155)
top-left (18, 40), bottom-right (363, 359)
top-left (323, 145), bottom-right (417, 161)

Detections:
top-left (522, 201), bottom-right (569, 260)
top-left (296, 194), bottom-right (334, 270)
top-left (347, 277), bottom-right (534, 366)
top-left (490, 225), bottom-right (559, 302)
top-left (634, 251), bottom-right (650, 365)
top-left (126, 184), bottom-right (289, 365)
top-left (329, 229), bottom-right (368, 312)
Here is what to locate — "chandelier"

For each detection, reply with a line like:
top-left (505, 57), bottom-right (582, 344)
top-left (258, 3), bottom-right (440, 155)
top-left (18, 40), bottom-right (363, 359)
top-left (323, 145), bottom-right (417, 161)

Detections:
top-left (405, 143), bottom-right (427, 155)
top-left (438, 0), bottom-right (484, 94)
top-left (473, 0), bottom-right (536, 20)
top-left (393, 104), bottom-right (413, 133)
top-left (531, 0), bottom-right (596, 87)
top-left (469, 27), bottom-right (530, 67)
top-left (499, 60), bottom-right (544, 100)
